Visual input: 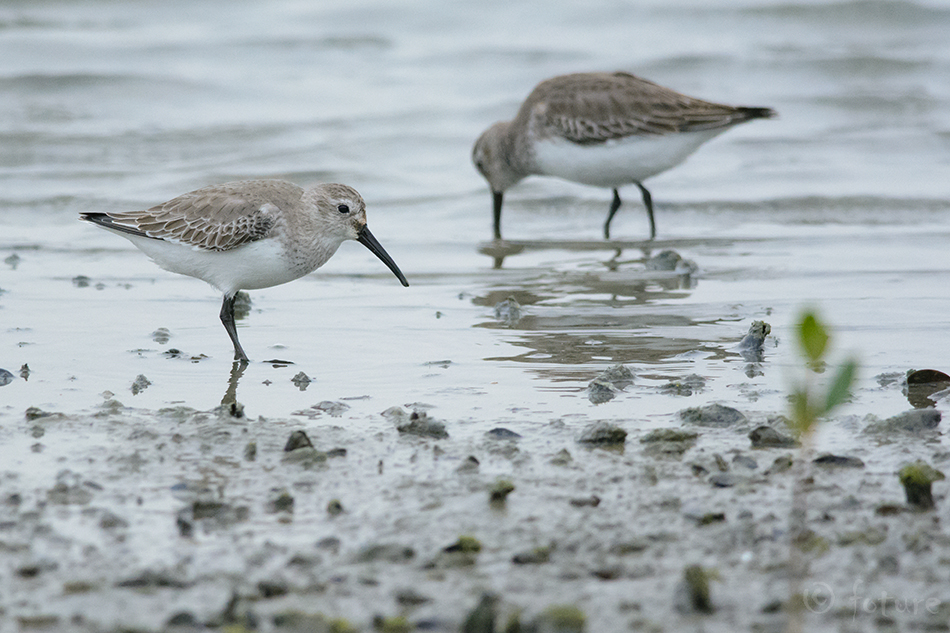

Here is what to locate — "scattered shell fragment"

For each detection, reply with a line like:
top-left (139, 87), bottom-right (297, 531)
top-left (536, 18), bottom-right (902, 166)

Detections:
top-left (493, 296), bottom-right (522, 326)
top-left (587, 364), bottom-right (634, 403)
top-left (738, 320), bottom-right (771, 352)
top-left (659, 374), bottom-right (706, 396)
top-left (384, 407), bottom-right (449, 439)
top-left (130, 374), bottom-right (151, 395)
top-left (151, 327), bottom-right (171, 344)
top-left (290, 371), bottom-right (312, 391)
top-left (587, 379), bottom-right (620, 404)
top-left (645, 249), bottom-right (697, 275)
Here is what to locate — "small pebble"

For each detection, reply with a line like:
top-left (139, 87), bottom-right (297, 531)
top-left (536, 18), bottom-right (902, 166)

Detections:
top-left (640, 429), bottom-right (699, 443)
top-left (151, 327), bottom-right (171, 344)
top-left (489, 480), bottom-right (515, 503)
top-left (569, 495), bottom-right (601, 508)
top-left (680, 404), bottom-right (747, 428)
top-left (267, 490), bottom-right (294, 514)
top-left (284, 430), bottom-right (314, 451)
top-left (765, 455), bottom-right (795, 475)
top-left (577, 421), bottom-right (627, 445)
top-left (355, 543), bottom-right (415, 563)
top-left (709, 474), bottom-right (739, 488)
top-left (443, 536), bottom-right (482, 554)
top-left (732, 454), bottom-right (758, 470)
top-left (460, 594), bottom-right (498, 633)
top-left (749, 425), bottom-right (799, 448)
top-left (898, 461), bottom-right (945, 510)
top-left (512, 547), bottom-right (552, 565)
top-left (456, 455), bottom-right (480, 474)
top-left (865, 409), bottom-right (941, 435)
top-left (813, 454), bottom-right (865, 468)
top-left (676, 565), bottom-right (714, 614)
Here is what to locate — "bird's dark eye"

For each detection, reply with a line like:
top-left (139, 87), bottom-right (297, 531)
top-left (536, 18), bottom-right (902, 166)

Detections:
top-left (338, 204), bottom-right (349, 214)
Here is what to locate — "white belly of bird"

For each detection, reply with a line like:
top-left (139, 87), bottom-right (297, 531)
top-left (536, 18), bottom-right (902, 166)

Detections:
top-left (532, 128), bottom-right (725, 188)
top-left (127, 235), bottom-right (329, 295)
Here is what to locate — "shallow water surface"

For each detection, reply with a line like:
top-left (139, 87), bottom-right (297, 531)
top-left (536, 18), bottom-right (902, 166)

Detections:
top-left (2, 0), bottom-right (950, 631)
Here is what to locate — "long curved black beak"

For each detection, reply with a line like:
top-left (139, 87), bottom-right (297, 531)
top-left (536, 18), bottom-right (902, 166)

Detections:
top-left (357, 225), bottom-right (409, 287)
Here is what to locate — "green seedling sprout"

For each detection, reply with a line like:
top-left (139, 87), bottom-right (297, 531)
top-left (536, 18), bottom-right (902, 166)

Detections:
top-left (787, 310), bottom-right (857, 633)
top-left (789, 311), bottom-right (858, 439)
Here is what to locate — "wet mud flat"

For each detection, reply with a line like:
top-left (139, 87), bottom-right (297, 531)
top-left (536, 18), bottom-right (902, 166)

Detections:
top-left (3, 205), bottom-right (950, 633)
top-left (2, 365), bottom-right (949, 633)
top-left (4, 219), bottom-right (950, 633)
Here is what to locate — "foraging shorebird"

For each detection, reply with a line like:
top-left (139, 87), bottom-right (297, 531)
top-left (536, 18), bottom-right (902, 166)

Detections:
top-left (472, 71), bottom-right (776, 240)
top-left (81, 179), bottom-right (408, 363)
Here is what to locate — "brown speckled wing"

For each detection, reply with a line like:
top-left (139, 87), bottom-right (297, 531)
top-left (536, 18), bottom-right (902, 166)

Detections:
top-left (525, 72), bottom-right (766, 144)
top-left (101, 180), bottom-right (303, 251)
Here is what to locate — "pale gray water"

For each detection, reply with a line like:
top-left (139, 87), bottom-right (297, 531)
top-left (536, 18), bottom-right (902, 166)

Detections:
top-left (2, 1), bottom-right (950, 631)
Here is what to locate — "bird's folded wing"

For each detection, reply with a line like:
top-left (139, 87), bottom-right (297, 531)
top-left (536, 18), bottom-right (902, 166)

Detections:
top-left (95, 181), bottom-right (301, 251)
top-left (531, 72), bottom-right (754, 143)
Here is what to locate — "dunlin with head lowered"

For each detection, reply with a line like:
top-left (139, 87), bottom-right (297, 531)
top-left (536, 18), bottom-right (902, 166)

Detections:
top-left (81, 180), bottom-right (409, 363)
top-left (472, 71), bottom-right (776, 240)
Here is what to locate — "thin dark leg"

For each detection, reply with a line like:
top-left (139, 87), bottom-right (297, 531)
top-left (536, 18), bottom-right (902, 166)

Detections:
top-left (637, 183), bottom-right (656, 240)
top-left (492, 191), bottom-right (504, 240)
top-left (603, 188), bottom-right (622, 239)
top-left (220, 294), bottom-right (249, 363)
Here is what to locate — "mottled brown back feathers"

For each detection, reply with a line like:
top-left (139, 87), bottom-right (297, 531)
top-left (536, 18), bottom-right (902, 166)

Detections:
top-left (520, 71), bottom-right (776, 144)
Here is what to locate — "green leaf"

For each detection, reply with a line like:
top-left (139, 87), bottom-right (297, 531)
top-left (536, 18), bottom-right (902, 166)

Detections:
top-left (799, 312), bottom-right (829, 364)
top-left (824, 359), bottom-right (857, 412)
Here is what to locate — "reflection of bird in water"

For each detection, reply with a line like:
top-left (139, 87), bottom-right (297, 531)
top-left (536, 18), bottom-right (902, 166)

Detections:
top-left (473, 71), bottom-right (776, 240)
top-left (81, 180), bottom-right (408, 363)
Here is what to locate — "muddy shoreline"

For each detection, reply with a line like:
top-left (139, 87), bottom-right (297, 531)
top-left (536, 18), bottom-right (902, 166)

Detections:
top-left (3, 353), bottom-right (948, 632)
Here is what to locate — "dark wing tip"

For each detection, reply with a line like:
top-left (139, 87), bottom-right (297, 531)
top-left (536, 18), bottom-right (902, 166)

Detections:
top-left (741, 106), bottom-right (778, 120)
top-left (79, 212), bottom-right (111, 227)
top-left (80, 212), bottom-right (158, 240)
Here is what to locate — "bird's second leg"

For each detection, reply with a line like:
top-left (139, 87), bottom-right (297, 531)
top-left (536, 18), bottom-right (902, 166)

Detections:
top-left (492, 191), bottom-right (504, 240)
top-left (637, 183), bottom-right (656, 240)
top-left (220, 293), bottom-right (249, 364)
top-left (603, 188), bottom-right (622, 239)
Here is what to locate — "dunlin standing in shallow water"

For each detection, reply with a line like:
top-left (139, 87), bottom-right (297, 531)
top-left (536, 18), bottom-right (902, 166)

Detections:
top-left (81, 180), bottom-right (409, 363)
top-left (472, 71), bottom-right (777, 240)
